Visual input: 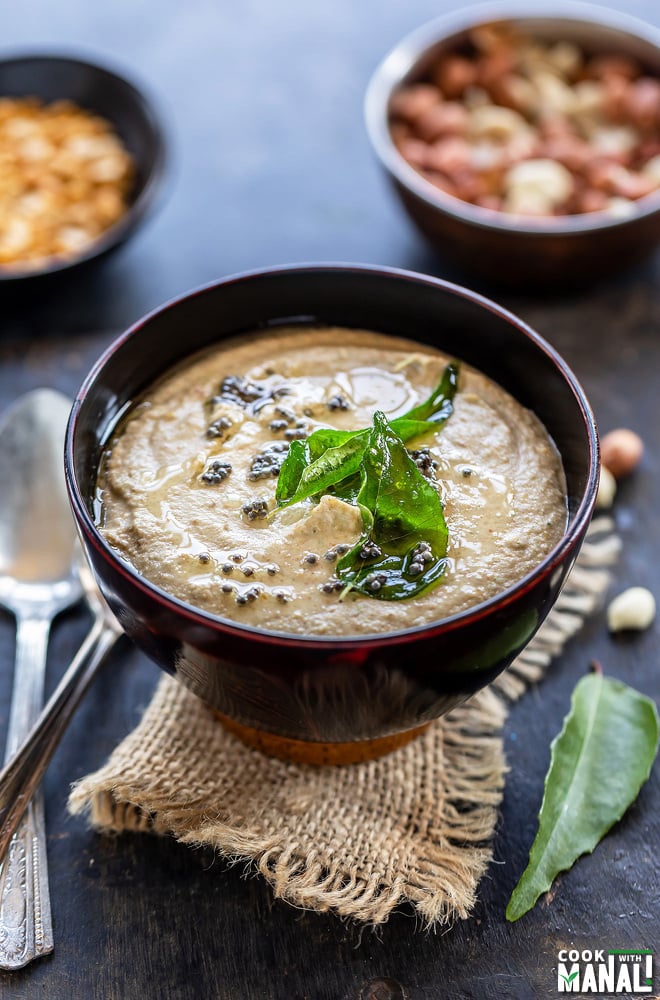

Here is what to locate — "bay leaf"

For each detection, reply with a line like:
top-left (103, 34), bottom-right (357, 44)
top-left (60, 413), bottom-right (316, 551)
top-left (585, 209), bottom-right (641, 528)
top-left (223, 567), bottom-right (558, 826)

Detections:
top-left (506, 671), bottom-right (659, 922)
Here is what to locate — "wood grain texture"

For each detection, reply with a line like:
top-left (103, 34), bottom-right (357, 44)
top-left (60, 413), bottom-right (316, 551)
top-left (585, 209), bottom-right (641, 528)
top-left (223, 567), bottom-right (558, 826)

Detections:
top-left (0, 0), bottom-right (659, 996)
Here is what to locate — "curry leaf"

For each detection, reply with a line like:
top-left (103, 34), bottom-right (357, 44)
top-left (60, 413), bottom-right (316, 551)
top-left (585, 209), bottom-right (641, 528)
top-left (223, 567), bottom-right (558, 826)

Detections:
top-left (335, 411), bottom-right (448, 600)
top-left (307, 427), bottom-right (362, 459)
top-left (275, 439), bottom-right (311, 504)
top-left (506, 671), bottom-right (659, 922)
top-left (395, 360), bottom-right (459, 425)
top-left (276, 362), bottom-right (460, 508)
top-left (277, 432), bottom-right (368, 507)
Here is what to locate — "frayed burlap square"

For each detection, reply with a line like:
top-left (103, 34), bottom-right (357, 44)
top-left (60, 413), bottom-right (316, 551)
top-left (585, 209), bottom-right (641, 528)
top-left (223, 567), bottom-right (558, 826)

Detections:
top-left (69, 518), bottom-right (619, 927)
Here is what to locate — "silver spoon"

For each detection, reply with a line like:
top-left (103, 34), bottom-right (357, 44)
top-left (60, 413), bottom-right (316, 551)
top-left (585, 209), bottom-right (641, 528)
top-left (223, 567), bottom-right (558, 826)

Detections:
top-left (0, 389), bottom-right (83, 969)
top-left (0, 560), bottom-right (123, 862)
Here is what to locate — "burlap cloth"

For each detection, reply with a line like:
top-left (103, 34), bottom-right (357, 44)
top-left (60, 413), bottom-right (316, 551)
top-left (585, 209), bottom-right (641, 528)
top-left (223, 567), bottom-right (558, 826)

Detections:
top-left (69, 517), bottom-right (619, 927)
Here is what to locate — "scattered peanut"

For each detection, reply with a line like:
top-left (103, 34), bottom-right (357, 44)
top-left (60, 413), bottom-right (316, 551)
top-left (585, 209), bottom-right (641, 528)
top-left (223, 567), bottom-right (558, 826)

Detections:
top-left (595, 464), bottom-right (617, 510)
top-left (600, 428), bottom-right (644, 479)
top-left (389, 26), bottom-right (660, 218)
top-left (607, 586), bottom-right (656, 632)
top-left (0, 97), bottom-right (134, 270)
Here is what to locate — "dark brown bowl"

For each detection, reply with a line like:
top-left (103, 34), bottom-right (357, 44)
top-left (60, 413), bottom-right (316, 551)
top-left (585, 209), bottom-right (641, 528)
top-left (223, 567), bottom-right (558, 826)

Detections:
top-left (364, 3), bottom-right (660, 289)
top-left (0, 52), bottom-right (167, 289)
top-left (64, 264), bottom-right (598, 763)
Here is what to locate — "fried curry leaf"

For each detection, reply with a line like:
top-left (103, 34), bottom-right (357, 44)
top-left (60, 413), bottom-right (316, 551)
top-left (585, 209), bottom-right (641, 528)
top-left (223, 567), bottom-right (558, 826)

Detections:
top-left (276, 362), bottom-right (459, 509)
top-left (506, 671), bottom-right (659, 922)
top-left (335, 411), bottom-right (449, 600)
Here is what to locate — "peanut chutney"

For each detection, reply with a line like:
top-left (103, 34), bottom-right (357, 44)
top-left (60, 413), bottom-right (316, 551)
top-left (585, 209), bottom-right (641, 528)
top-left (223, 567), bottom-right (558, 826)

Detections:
top-left (97, 327), bottom-right (567, 636)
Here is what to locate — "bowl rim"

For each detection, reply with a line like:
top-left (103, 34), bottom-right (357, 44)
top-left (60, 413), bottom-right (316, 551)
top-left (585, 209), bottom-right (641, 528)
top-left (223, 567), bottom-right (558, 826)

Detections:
top-left (65, 261), bottom-right (600, 649)
top-left (0, 49), bottom-right (168, 283)
top-left (364, 0), bottom-right (660, 237)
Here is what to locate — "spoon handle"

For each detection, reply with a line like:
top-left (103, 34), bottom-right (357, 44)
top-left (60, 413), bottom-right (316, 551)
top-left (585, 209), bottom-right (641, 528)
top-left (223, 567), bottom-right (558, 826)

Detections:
top-left (0, 615), bottom-right (122, 901)
top-left (0, 615), bottom-right (53, 969)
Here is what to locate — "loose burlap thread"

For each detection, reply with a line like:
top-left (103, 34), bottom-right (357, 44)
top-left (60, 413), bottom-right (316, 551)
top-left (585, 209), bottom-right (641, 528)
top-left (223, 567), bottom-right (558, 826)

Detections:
top-left (69, 517), bottom-right (619, 927)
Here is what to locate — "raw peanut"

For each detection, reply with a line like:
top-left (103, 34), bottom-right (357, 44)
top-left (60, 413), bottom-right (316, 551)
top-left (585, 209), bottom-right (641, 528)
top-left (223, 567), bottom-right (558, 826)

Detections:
top-left (641, 154), bottom-right (660, 184)
top-left (517, 41), bottom-right (556, 77)
top-left (588, 54), bottom-right (641, 81)
top-left (490, 73), bottom-right (538, 114)
top-left (433, 56), bottom-right (478, 98)
top-left (586, 160), bottom-right (619, 192)
top-left (572, 80), bottom-right (606, 118)
top-left (501, 131), bottom-right (538, 166)
top-left (540, 135), bottom-right (592, 172)
top-left (389, 84), bottom-right (440, 123)
top-left (595, 464), bottom-right (617, 509)
top-left (469, 23), bottom-right (514, 53)
top-left (546, 41), bottom-right (582, 78)
top-left (422, 170), bottom-right (459, 197)
top-left (601, 74), bottom-right (630, 122)
top-left (606, 196), bottom-right (636, 217)
top-left (606, 164), bottom-right (656, 199)
top-left (390, 120), bottom-right (412, 148)
top-left (624, 78), bottom-right (660, 131)
top-left (451, 168), bottom-right (489, 201)
top-left (505, 158), bottom-right (574, 206)
top-left (469, 104), bottom-right (530, 141)
top-left (586, 161), bottom-right (649, 196)
top-left (618, 171), bottom-right (657, 199)
top-left (607, 587), bottom-right (656, 632)
top-left (531, 70), bottom-right (577, 116)
top-left (577, 187), bottom-right (610, 213)
top-left (538, 115), bottom-right (578, 140)
top-left (425, 136), bottom-right (472, 174)
top-left (590, 125), bottom-right (639, 166)
top-left (415, 101), bottom-right (468, 141)
top-left (470, 141), bottom-right (507, 172)
top-left (397, 137), bottom-right (430, 168)
top-left (462, 85), bottom-right (491, 109)
top-left (600, 428), bottom-right (644, 478)
top-left (503, 186), bottom-right (555, 215)
top-left (637, 138), bottom-right (660, 162)
top-left (478, 47), bottom-right (515, 91)
top-left (474, 193), bottom-right (503, 211)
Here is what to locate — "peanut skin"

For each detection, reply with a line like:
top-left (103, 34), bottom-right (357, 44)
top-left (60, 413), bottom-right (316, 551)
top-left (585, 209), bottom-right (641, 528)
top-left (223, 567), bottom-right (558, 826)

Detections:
top-left (600, 428), bottom-right (644, 479)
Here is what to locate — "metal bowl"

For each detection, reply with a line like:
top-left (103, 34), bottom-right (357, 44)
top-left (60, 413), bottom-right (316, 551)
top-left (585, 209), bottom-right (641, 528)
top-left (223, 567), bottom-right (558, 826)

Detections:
top-left (365, 3), bottom-right (660, 288)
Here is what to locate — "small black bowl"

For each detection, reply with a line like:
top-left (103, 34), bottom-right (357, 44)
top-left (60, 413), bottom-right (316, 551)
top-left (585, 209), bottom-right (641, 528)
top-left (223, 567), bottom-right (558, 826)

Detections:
top-left (65, 264), bottom-right (599, 763)
top-left (0, 52), bottom-right (167, 289)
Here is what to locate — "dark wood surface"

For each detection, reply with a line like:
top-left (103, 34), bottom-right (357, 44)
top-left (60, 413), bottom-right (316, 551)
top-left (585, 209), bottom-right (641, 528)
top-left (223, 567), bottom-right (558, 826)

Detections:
top-left (0, 2), bottom-right (659, 997)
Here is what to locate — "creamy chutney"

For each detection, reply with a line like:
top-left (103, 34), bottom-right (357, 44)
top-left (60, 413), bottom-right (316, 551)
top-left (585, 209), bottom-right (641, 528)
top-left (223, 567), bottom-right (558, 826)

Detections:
top-left (97, 327), bottom-right (567, 636)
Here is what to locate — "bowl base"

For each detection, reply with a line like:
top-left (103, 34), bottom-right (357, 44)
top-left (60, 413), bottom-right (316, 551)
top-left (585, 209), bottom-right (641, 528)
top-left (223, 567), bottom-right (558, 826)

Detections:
top-left (213, 711), bottom-right (431, 765)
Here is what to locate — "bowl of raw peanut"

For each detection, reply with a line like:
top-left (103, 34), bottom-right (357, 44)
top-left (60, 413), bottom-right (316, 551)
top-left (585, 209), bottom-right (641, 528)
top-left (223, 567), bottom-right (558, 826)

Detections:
top-left (0, 53), bottom-right (166, 286)
top-left (365, 3), bottom-right (660, 288)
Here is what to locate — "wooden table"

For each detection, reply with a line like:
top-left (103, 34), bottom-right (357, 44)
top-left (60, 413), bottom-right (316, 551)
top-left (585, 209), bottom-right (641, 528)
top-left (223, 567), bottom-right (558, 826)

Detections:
top-left (0, 1), bottom-right (658, 997)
